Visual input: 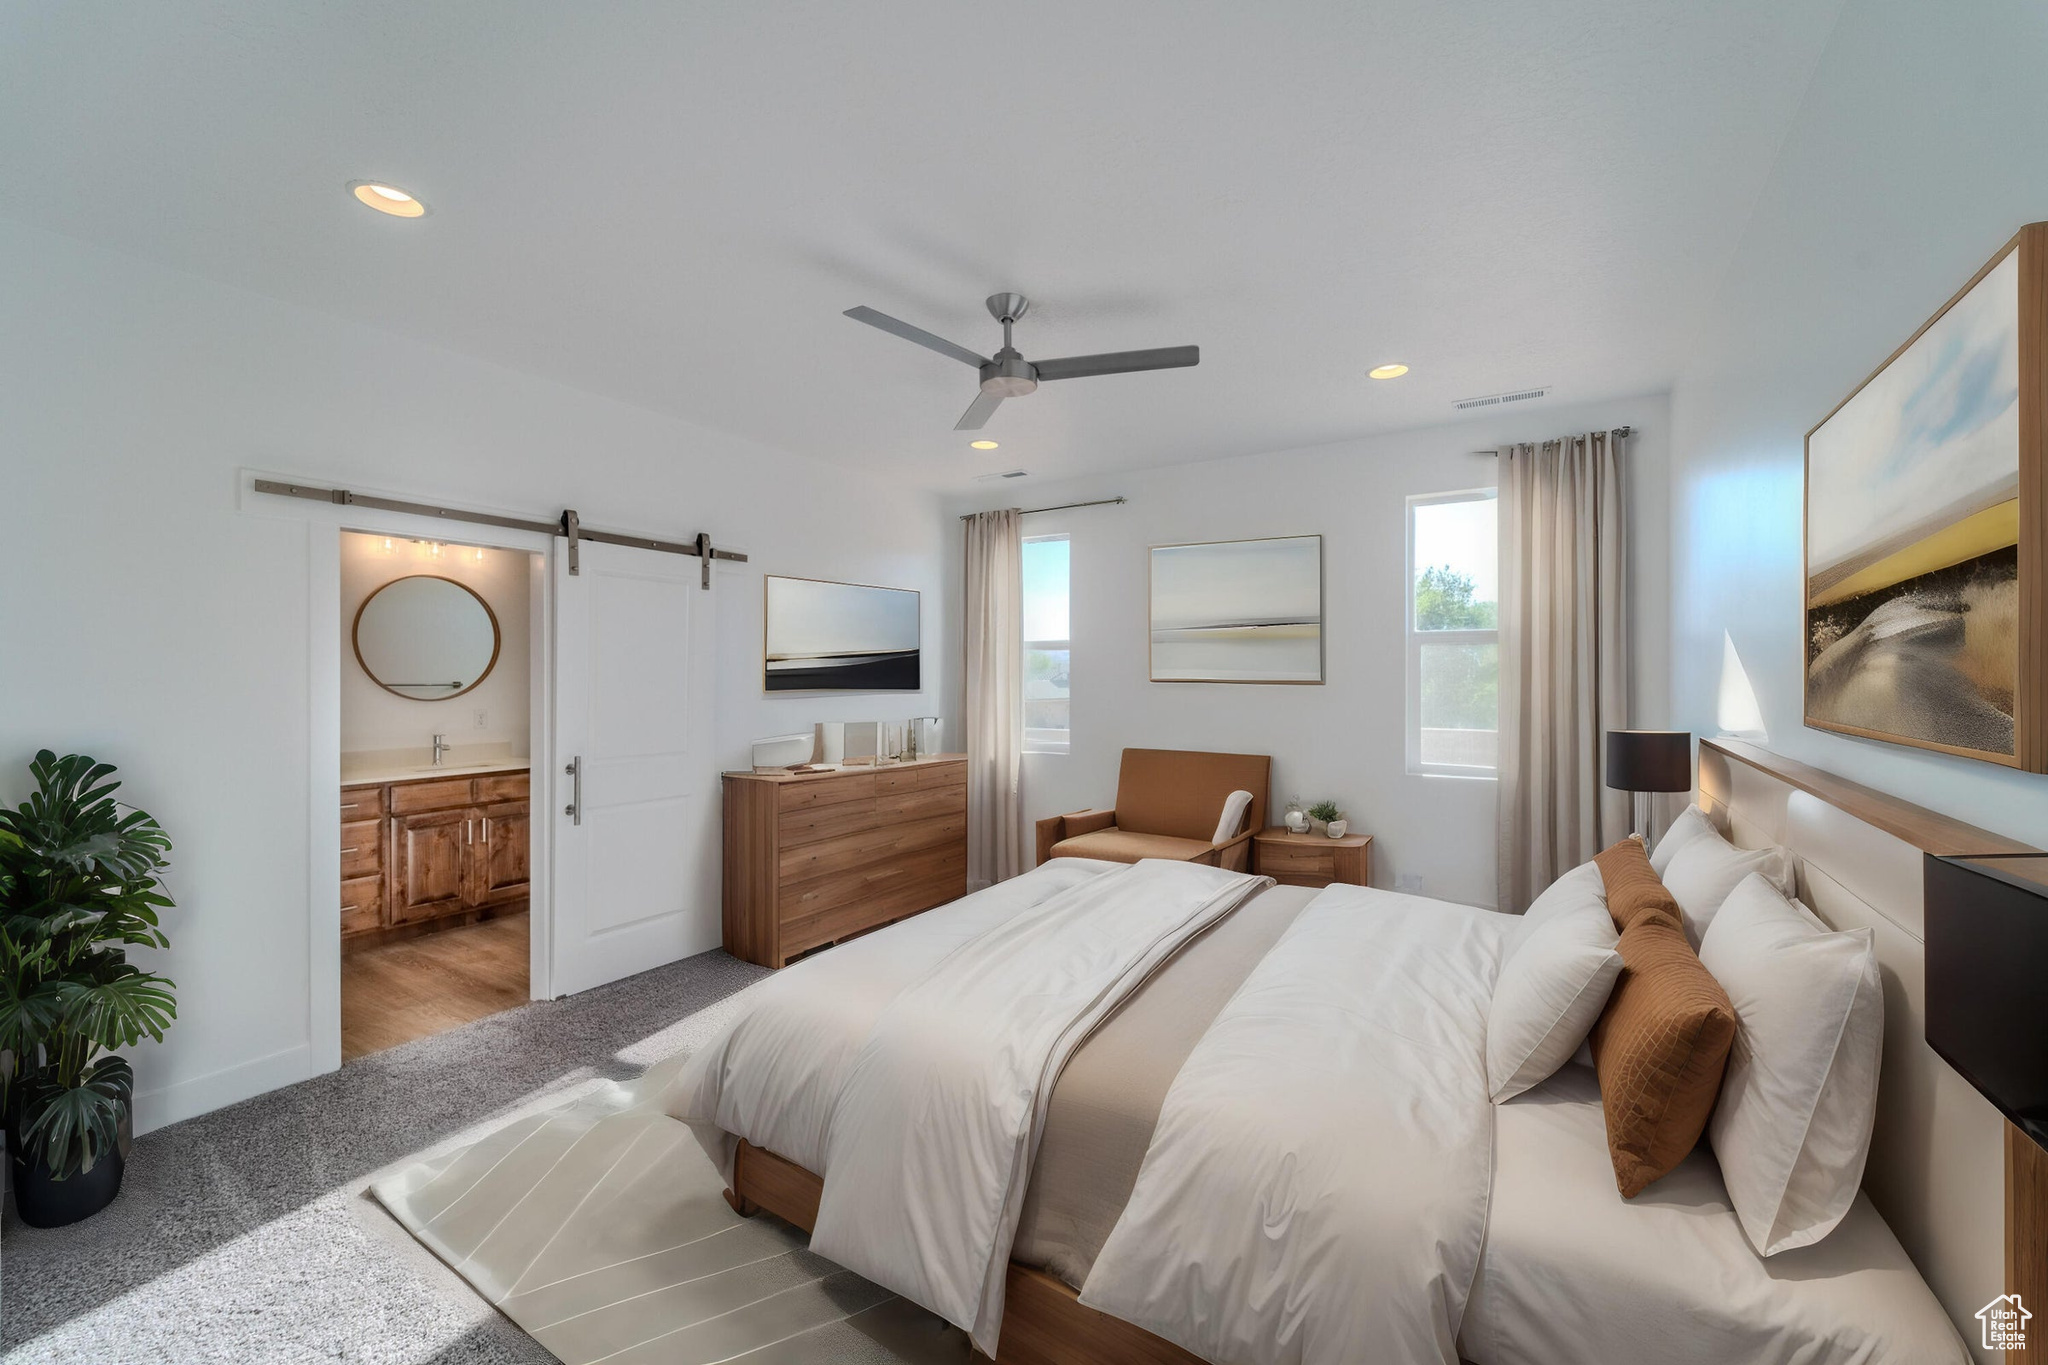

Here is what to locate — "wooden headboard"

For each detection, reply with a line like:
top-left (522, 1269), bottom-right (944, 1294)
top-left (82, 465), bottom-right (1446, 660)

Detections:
top-left (1698, 739), bottom-right (2037, 1363)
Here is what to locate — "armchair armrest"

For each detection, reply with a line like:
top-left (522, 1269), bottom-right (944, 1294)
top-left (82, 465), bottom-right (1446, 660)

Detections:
top-left (1197, 826), bottom-right (1258, 873)
top-left (1035, 807), bottom-right (1117, 866)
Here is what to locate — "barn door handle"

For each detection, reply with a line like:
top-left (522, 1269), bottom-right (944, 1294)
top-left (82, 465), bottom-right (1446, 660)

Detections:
top-left (565, 757), bottom-right (583, 826)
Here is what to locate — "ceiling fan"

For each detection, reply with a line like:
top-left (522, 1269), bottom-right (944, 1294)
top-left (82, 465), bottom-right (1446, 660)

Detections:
top-left (843, 292), bottom-right (1199, 431)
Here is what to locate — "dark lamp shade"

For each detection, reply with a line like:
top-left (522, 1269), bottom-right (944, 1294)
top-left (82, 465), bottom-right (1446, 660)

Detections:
top-left (1926, 853), bottom-right (2048, 1150)
top-left (1605, 730), bottom-right (1692, 793)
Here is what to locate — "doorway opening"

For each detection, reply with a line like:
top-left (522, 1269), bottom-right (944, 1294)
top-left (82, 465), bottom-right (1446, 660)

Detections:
top-left (337, 530), bottom-right (541, 1060)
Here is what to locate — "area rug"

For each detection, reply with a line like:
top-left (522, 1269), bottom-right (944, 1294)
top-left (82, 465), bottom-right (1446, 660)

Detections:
top-left (370, 1055), bottom-right (970, 1365)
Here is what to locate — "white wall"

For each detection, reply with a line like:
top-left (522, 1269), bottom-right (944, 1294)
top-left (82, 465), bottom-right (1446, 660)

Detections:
top-left (948, 393), bottom-right (1670, 909)
top-left (339, 531), bottom-right (532, 758)
top-left (0, 215), bottom-right (955, 1131)
top-left (1668, 0), bottom-right (2048, 843)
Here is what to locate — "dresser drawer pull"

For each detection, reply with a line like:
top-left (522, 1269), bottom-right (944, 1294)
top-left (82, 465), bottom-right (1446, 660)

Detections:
top-left (341, 847), bottom-right (360, 855)
top-left (340, 803), bottom-right (360, 812)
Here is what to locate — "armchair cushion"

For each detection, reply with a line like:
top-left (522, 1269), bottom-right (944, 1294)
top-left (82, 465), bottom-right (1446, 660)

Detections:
top-left (1114, 749), bottom-right (1271, 841)
top-left (1048, 829), bottom-right (1218, 864)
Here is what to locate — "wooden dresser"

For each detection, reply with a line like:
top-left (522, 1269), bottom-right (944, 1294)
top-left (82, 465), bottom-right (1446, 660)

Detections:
top-left (722, 756), bottom-right (968, 968)
top-left (340, 768), bottom-right (530, 947)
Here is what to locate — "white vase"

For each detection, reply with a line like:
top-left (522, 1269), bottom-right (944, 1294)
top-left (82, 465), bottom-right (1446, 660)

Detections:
top-left (1326, 818), bottom-right (1349, 839)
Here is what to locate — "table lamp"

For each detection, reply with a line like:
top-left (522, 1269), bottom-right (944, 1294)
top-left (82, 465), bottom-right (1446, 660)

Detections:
top-left (1604, 730), bottom-right (1692, 839)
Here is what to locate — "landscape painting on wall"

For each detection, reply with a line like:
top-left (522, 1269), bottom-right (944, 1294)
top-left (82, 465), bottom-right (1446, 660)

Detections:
top-left (1150, 534), bottom-right (1324, 683)
top-left (1805, 226), bottom-right (2042, 769)
top-left (764, 575), bottom-right (921, 692)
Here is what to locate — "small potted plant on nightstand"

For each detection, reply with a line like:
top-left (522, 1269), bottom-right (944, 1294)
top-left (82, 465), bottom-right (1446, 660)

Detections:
top-left (0, 751), bottom-right (179, 1228)
top-left (1306, 799), bottom-right (1348, 839)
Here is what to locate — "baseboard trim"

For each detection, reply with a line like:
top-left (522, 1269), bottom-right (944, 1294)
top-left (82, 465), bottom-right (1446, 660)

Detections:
top-left (131, 1042), bottom-right (318, 1137)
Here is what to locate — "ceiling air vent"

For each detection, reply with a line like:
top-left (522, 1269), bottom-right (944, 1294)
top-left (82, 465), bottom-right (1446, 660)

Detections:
top-left (1453, 386), bottom-right (1550, 413)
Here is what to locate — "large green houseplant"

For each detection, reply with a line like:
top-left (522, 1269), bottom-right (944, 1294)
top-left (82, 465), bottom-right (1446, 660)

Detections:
top-left (0, 751), bottom-right (177, 1227)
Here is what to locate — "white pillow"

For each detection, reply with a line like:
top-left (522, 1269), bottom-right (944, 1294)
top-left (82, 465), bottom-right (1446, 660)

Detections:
top-left (1660, 821), bottom-right (1796, 945)
top-left (1487, 867), bottom-right (1623, 1102)
top-left (1649, 804), bottom-right (1714, 876)
top-left (1212, 790), bottom-right (1253, 844)
top-left (1700, 873), bottom-right (1882, 1257)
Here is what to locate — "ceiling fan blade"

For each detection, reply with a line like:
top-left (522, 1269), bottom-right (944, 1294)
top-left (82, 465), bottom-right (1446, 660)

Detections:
top-left (1031, 345), bottom-right (1200, 381)
top-left (954, 391), bottom-right (1004, 430)
top-left (844, 306), bottom-right (989, 368)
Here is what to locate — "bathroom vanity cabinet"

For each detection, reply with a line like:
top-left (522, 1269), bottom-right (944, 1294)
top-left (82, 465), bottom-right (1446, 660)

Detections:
top-left (340, 768), bottom-right (530, 945)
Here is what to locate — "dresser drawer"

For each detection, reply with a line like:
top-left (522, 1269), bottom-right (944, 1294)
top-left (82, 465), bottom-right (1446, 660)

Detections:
top-left (778, 782), bottom-right (963, 848)
top-left (776, 812), bottom-right (966, 884)
top-left (778, 772), bottom-right (877, 811)
top-left (780, 851), bottom-right (969, 959)
top-left (1256, 843), bottom-right (1334, 876)
top-left (474, 772), bottom-right (528, 804)
top-left (915, 761), bottom-right (966, 791)
top-left (389, 777), bottom-right (478, 814)
top-left (779, 842), bottom-right (967, 928)
top-left (340, 819), bottom-right (382, 878)
top-left (340, 785), bottom-right (386, 821)
top-left (341, 874), bottom-right (384, 935)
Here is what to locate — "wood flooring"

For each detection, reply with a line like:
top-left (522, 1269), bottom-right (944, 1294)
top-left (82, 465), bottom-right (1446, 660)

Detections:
top-left (342, 910), bottom-right (531, 1061)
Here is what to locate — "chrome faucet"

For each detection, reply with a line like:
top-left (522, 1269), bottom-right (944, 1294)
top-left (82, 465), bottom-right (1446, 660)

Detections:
top-left (432, 733), bottom-right (451, 767)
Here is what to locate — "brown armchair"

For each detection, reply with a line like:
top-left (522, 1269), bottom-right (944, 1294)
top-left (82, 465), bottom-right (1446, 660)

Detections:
top-left (1035, 748), bottom-right (1271, 872)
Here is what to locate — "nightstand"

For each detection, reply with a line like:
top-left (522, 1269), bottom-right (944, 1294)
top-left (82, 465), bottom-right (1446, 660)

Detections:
top-left (1252, 828), bottom-right (1373, 888)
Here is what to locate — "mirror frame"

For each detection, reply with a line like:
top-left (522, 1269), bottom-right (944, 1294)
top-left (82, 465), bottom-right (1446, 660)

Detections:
top-left (351, 573), bottom-right (503, 702)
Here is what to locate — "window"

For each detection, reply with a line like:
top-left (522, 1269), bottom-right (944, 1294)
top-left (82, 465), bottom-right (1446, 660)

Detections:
top-left (1022, 535), bottom-right (1071, 753)
top-left (1407, 490), bottom-right (1498, 775)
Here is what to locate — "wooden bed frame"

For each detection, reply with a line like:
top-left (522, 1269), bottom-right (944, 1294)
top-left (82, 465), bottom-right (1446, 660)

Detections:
top-left (723, 738), bottom-right (2047, 1364)
top-left (724, 1139), bottom-right (1202, 1365)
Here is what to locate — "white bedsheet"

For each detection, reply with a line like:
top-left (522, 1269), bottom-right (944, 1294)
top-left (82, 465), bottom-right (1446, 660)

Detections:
top-left (814, 858), bottom-right (1272, 1355)
top-left (1083, 886), bottom-right (1507, 1365)
top-left (1464, 1061), bottom-right (1970, 1365)
top-left (670, 857), bottom-right (1120, 1179)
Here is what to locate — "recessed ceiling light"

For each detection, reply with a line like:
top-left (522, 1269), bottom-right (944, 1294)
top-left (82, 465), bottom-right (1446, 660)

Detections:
top-left (1369, 363), bottom-right (1409, 380)
top-left (969, 439), bottom-right (999, 450)
top-left (349, 181), bottom-right (427, 218)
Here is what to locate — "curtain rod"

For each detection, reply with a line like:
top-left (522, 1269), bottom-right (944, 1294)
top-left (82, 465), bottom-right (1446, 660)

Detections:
top-left (959, 496), bottom-right (1126, 521)
top-left (1473, 425), bottom-right (1633, 456)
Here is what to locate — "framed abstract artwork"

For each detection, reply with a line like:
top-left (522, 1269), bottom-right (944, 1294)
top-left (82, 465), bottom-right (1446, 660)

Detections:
top-left (1149, 534), bottom-right (1324, 683)
top-left (1804, 222), bottom-right (2046, 770)
top-left (762, 575), bottom-right (921, 692)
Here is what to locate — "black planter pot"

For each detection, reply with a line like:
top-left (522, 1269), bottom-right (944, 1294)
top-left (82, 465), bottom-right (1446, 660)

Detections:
top-left (10, 1146), bottom-right (124, 1228)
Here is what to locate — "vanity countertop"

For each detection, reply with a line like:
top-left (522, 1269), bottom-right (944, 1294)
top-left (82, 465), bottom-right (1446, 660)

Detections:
top-left (341, 756), bottom-right (531, 787)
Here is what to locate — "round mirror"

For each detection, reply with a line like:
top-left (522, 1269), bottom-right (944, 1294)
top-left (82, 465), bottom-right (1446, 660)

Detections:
top-left (352, 575), bottom-right (502, 700)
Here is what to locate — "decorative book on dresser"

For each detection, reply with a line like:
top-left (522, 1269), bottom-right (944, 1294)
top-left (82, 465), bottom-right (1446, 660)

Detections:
top-left (722, 756), bottom-right (968, 968)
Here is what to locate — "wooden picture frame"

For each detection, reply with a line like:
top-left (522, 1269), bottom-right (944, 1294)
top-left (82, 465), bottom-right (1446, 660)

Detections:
top-left (1147, 534), bottom-right (1325, 685)
top-left (1803, 222), bottom-right (2048, 772)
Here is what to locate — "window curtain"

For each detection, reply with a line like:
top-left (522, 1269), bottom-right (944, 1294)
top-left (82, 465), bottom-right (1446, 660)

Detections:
top-left (1496, 430), bottom-right (1631, 913)
top-left (963, 508), bottom-right (1025, 886)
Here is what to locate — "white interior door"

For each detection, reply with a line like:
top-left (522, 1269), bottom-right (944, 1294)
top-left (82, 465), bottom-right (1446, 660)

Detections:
top-left (549, 540), bottom-right (719, 996)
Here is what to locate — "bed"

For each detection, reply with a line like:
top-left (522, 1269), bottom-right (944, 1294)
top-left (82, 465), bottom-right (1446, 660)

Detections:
top-left (671, 740), bottom-right (2006, 1365)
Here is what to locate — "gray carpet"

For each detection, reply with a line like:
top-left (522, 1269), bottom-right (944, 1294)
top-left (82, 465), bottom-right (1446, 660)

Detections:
top-left (0, 947), bottom-right (846, 1364)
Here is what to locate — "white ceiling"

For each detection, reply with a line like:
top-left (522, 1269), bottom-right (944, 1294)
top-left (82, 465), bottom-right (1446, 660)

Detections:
top-left (0, 1), bottom-right (1843, 490)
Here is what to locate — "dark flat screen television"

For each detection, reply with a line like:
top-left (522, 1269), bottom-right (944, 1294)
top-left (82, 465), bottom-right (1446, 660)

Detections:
top-left (763, 575), bottom-right (921, 693)
top-left (1925, 852), bottom-right (2048, 1149)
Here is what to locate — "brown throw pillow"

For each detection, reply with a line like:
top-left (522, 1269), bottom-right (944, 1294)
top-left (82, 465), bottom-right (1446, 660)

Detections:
top-left (1595, 836), bottom-right (1681, 932)
top-left (1589, 907), bottom-right (1737, 1197)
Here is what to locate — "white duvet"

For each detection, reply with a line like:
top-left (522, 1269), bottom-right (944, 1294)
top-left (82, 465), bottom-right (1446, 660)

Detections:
top-left (673, 857), bottom-right (1272, 1356)
top-left (1082, 886), bottom-right (1507, 1365)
